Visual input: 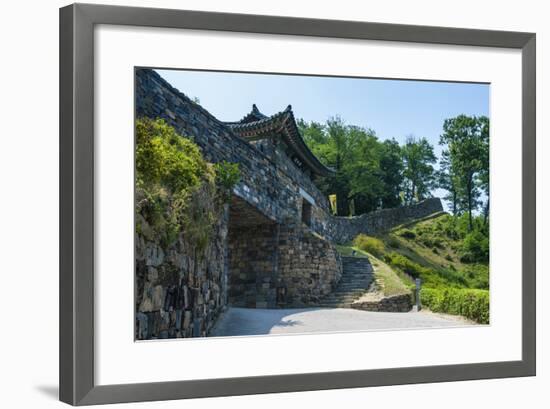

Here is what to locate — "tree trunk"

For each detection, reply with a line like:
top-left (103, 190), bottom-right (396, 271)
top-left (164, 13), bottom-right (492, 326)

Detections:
top-left (467, 177), bottom-right (473, 231)
top-left (483, 198), bottom-right (490, 226)
top-left (452, 189), bottom-right (457, 216)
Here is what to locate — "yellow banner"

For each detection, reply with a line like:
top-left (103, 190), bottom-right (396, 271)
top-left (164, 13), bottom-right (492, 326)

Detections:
top-left (329, 194), bottom-right (337, 215)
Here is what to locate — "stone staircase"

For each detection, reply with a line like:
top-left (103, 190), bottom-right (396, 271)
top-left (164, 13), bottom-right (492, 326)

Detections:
top-left (318, 256), bottom-right (374, 308)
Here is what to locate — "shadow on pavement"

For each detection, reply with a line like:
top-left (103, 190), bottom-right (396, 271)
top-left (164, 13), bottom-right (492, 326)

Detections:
top-left (210, 307), bottom-right (325, 336)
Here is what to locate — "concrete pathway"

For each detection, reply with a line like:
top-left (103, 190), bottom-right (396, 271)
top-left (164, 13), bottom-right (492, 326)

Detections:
top-left (210, 307), bottom-right (475, 337)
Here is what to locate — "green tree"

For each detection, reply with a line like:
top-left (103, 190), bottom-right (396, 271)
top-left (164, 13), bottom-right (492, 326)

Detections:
top-left (439, 115), bottom-right (489, 231)
top-left (401, 136), bottom-right (436, 204)
top-left (305, 116), bottom-right (357, 215)
top-left (437, 150), bottom-right (461, 215)
top-left (297, 119), bottom-right (326, 146)
top-left (346, 126), bottom-right (385, 214)
top-left (477, 117), bottom-right (490, 226)
top-left (379, 139), bottom-right (404, 208)
top-left (300, 119), bottom-right (406, 215)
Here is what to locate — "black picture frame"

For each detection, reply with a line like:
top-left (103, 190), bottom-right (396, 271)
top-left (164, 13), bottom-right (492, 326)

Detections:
top-left (59, 3), bottom-right (536, 405)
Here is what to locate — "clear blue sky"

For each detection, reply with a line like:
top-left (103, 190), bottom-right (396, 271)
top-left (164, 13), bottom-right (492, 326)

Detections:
top-left (156, 69), bottom-right (489, 206)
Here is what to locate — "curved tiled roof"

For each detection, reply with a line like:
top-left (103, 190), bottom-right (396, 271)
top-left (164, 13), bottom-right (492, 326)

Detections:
top-left (225, 105), bottom-right (335, 177)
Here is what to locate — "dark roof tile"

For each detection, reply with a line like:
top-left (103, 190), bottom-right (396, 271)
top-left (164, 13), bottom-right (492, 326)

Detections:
top-left (224, 105), bottom-right (335, 177)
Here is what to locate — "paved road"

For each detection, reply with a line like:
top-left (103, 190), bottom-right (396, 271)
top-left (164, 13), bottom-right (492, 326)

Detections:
top-left (210, 307), bottom-right (474, 337)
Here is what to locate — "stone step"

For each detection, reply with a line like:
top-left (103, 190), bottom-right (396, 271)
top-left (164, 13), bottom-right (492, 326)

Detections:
top-left (343, 267), bottom-right (372, 271)
top-left (342, 263), bottom-right (372, 268)
top-left (341, 275), bottom-right (372, 278)
top-left (342, 262), bottom-right (371, 266)
top-left (341, 273), bottom-right (373, 277)
top-left (339, 279), bottom-right (372, 286)
top-left (325, 292), bottom-right (362, 298)
top-left (334, 288), bottom-right (368, 293)
top-left (323, 294), bottom-right (364, 299)
top-left (342, 256), bottom-right (372, 261)
top-left (318, 255), bottom-right (375, 307)
top-left (342, 270), bottom-right (373, 274)
top-left (342, 261), bottom-right (372, 265)
top-left (341, 274), bottom-right (372, 279)
top-left (341, 273), bottom-right (371, 276)
top-left (322, 301), bottom-right (357, 306)
top-left (337, 281), bottom-right (371, 285)
top-left (338, 281), bottom-right (372, 286)
top-left (319, 302), bottom-right (351, 308)
top-left (336, 285), bottom-right (370, 290)
top-left (323, 295), bottom-right (361, 302)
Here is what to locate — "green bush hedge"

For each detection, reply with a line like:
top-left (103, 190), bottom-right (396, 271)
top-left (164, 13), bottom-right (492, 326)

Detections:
top-left (420, 288), bottom-right (489, 324)
top-left (353, 234), bottom-right (385, 258)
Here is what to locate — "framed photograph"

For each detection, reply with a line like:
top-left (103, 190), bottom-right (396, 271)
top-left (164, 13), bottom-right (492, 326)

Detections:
top-left (59, 3), bottom-right (536, 405)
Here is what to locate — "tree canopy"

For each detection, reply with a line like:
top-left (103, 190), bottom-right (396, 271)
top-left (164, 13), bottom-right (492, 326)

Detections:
top-left (299, 117), bottom-right (437, 216)
top-left (299, 114), bottom-right (489, 225)
top-left (439, 115), bottom-right (489, 230)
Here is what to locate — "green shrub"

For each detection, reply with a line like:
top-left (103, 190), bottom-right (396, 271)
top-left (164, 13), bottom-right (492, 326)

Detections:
top-left (383, 253), bottom-right (425, 279)
top-left (420, 288), bottom-right (489, 324)
top-left (387, 236), bottom-right (401, 249)
top-left (135, 117), bottom-right (240, 251)
top-left (214, 160), bottom-right (241, 202)
top-left (399, 229), bottom-right (416, 239)
top-left (464, 264), bottom-right (490, 290)
top-left (136, 117), bottom-right (208, 194)
top-left (420, 237), bottom-right (433, 247)
top-left (419, 235), bottom-right (444, 249)
top-left (353, 234), bottom-right (385, 258)
top-left (432, 237), bottom-right (444, 248)
top-left (460, 230), bottom-right (489, 263)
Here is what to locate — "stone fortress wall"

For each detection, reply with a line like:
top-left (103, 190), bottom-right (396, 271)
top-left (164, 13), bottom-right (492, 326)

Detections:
top-left (136, 69), bottom-right (329, 225)
top-left (135, 68), bottom-right (443, 339)
top-left (326, 198), bottom-right (443, 244)
top-left (135, 209), bottom-right (229, 339)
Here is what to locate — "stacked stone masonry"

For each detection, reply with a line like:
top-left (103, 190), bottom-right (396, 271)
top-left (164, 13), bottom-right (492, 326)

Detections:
top-left (135, 209), bottom-right (229, 340)
top-left (351, 293), bottom-right (413, 313)
top-left (327, 198), bottom-right (443, 244)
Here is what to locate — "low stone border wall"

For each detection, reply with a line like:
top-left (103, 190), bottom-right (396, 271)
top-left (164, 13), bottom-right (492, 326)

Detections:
top-left (351, 292), bottom-right (413, 313)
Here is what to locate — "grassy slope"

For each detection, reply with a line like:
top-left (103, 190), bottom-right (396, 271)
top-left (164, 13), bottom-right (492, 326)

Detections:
top-left (338, 213), bottom-right (490, 322)
top-left (387, 213), bottom-right (467, 274)
top-left (381, 213), bottom-right (489, 290)
top-left (337, 212), bottom-right (489, 294)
